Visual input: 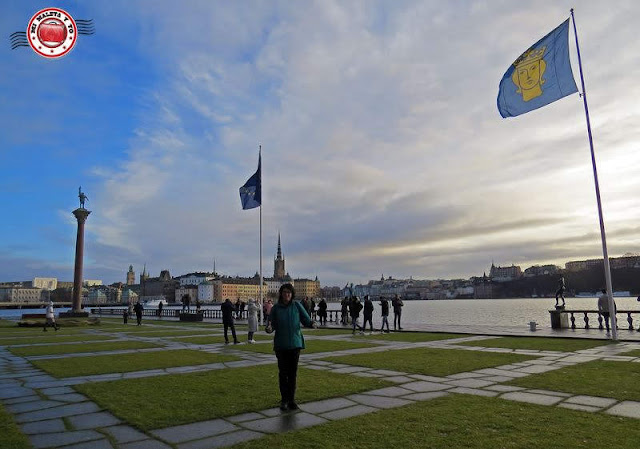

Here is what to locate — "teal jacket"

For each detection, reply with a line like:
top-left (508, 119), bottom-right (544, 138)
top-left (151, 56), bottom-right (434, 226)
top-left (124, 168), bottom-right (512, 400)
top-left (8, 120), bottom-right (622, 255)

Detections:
top-left (270, 300), bottom-right (313, 351)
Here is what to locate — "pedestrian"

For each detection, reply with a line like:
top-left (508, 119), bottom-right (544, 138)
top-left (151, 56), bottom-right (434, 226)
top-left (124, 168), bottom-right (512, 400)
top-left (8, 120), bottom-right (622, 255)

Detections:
top-left (247, 298), bottom-right (259, 343)
top-left (264, 299), bottom-right (273, 327)
top-left (133, 301), bottom-right (144, 326)
top-left (234, 299), bottom-right (241, 319)
top-left (309, 298), bottom-right (316, 320)
top-left (221, 298), bottom-right (239, 344)
top-left (43, 301), bottom-right (59, 332)
top-left (597, 289), bottom-right (617, 334)
top-left (158, 300), bottom-right (163, 318)
top-left (392, 294), bottom-right (404, 330)
top-left (266, 283), bottom-right (315, 411)
top-left (379, 296), bottom-right (390, 333)
top-left (350, 296), bottom-right (364, 334)
top-left (555, 275), bottom-right (566, 308)
top-left (240, 300), bottom-right (246, 318)
top-left (122, 308), bottom-right (128, 324)
top-left (317, 298), bottom-right (328, 326)
top-left (363, 295), bottom-right (374, 333)
top-left (341, 297), bottom-right (349, 325)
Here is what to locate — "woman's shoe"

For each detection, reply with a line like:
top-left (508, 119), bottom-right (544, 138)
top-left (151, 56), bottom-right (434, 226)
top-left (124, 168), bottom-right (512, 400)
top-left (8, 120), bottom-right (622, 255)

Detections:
top-left (288, 401), bottom-right (299, 410)
top-left (279, 401), bottom-right (288, 411)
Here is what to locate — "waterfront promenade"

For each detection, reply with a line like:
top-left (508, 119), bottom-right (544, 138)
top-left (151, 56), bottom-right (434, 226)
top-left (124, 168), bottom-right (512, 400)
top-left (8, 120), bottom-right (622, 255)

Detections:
top-left (2, 317), bottom-right (640, 448)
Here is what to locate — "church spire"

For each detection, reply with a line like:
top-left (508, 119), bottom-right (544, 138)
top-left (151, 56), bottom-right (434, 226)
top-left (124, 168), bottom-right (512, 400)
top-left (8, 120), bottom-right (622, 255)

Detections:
top-left (277, 232), bottom-right (282, 259)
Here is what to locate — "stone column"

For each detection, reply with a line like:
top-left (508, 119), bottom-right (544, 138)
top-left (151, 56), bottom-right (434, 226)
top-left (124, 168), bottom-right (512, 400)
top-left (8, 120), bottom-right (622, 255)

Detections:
top-left (64, 208), bottom-right (91, 317)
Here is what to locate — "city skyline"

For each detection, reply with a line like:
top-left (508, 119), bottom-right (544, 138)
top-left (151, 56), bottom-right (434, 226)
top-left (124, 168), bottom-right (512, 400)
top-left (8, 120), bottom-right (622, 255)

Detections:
top-left (2, 1), bottom-right (639, 287)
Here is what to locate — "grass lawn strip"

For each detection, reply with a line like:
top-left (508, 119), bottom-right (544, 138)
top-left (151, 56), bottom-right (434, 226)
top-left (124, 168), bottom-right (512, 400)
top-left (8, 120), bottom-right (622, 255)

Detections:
top-left (303, 328), bottom-right (355, 336)
top-left (321, 346), bottom-right (537, 377)
top-left (231, 394), bottom-right (640, 449)
top-left (363, 332), bottom-right (466, 343)
top-left (170, 334), bottom-right (273, 345)
top-left (75, 364), bottom-right (392, 430)
top-left (31, 349), bottom-right (239, 378)
top-left (507, 360), bottom-right (640, 401)
top-left (617, 349), bottom-right (640, 357)
top-left (456, 336), bottom-right (611, 352)
top-left (0, 403), bottom-right (31, 449)
top-left (229, 339), bottom-right (381, 355)
top-left (0, 335), bottom-right (114, 346)
top-left (8, 341), bottom-right (162, 357)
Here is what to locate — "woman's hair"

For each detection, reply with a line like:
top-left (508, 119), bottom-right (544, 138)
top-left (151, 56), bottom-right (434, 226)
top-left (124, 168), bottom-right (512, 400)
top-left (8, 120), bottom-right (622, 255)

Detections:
top-left (278, 283), bottom-right (296, 302)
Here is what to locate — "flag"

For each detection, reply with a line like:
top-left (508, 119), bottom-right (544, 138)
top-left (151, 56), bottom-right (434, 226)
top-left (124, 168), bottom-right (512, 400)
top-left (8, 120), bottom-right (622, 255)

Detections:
top-left (239, 152), bottom-right (261, 210)
top-left (497, 19), bottom-right (578, 118)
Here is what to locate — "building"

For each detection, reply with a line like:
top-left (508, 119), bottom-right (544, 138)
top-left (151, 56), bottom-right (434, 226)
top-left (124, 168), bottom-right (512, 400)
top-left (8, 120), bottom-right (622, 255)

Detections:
top-left (294, 277), bottom-right (320, 298)
top-left (274, 233), bottom-right (286, 279)
top-left (32, 277), bottom-right (57, 290)
top-left (83, 280), bottom-right (103, 287)
top-left (140, 270), bottom-right (179, 303)
top-left (0, 287), bottom-right (45, 303)
top-left (122, 288), bottom-right (138, 305)
top-left (565, 254), bottom-right (640, 272)
top-left (176, 284), bottom-right (200, 303)
top-left (126, 265), bottom-right (135, 285)
top-left (489, 263), bottom-right (522, 282)
top-left (523, 265), bottom-right (560, 277)
top-left (214, 276), bottom-right (266, 302)
top-left (179, 272), bottom-right (215, 287)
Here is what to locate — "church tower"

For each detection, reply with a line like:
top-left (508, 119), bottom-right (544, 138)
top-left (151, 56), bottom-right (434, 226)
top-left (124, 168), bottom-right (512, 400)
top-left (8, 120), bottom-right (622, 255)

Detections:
top-left (126, 265), bottom-right (135, 285)
top-left (274, 233), bottom-right (286, 279)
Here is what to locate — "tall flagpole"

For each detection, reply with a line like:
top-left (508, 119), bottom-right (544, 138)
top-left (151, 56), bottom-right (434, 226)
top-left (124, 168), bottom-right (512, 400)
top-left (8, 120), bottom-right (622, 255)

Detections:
top-left (259, 145), bottom-right (264, 326)
top-left (570, 9), bottom-right (617, 340)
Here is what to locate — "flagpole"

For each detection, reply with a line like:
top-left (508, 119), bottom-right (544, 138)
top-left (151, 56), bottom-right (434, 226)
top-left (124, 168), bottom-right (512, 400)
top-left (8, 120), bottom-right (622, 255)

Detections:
top-left (259, 146), bottom-right (264, 326)
top-left (570, 9), bottom-right (617, 340)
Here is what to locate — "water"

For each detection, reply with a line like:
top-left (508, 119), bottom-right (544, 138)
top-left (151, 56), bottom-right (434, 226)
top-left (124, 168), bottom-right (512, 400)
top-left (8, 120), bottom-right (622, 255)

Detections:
top-left (2, 298), bottom-right (638, 328)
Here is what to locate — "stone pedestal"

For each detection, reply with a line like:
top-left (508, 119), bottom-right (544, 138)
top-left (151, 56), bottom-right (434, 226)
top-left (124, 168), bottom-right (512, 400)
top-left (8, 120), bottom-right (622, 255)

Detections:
top-left (71, 208), bottom-right (91, 314)
top-left (549, 310), bottom-right (569, 329)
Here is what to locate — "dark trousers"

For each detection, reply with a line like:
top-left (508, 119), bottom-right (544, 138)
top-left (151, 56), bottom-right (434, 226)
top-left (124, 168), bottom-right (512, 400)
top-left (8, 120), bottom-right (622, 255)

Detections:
top-left (136, 313), bottom-right (142, 325)
top-left (394, 312), bottom-right (401, 329)
top-left (276, 349), bottom-right (301, 403)
top-left (363, 315), bottom-right (373, 331)
top-left (223, 321), bottom-right (237, 343)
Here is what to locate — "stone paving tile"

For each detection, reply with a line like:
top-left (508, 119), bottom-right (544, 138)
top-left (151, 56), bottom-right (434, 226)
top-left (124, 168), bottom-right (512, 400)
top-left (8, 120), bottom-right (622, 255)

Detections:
top-left (605, 401), bottom-right (640, 419)
top-left (83, 373), bottom-right (124, 382)
top-left (400, 391), bottom-right (450, 402)
top-left (102, 425), bottom-right (149, 444)
top-left (409, 374), bottom-right (449, 383)
top-left (526, 359), bottom-right (557, 365)
top-left (449, 387), bottom-right (499, 397)
top-left (299, 397), bottom-right (357, 414)
top-left (6, 400), bottom-right (63, 414)
top-left (348, 394), bottom-right (414, 409)
top-left (227, 412), bottom-right (266, 423)
top-left (0, 385), bottom-right (33, 399)
top-left (557, 355), bottom-right (600, 363)
top-left (3, 395), bottom-right (41, 405)
top-left (320, 404), bottom-right (378, 420)
top-left (120, 439), bottom-right (173, 449)
top-left (304, 364), bottom-right (330, 371)
top-left (241, 412), bottom-right (328, 433)
top-left (363, 386), bottom-right (415, 397)
top-left (384, 375), bottom-right (414, 384)
top-left (473, 368), bottom-right (530, 378)
top-left (482, 376), bottom-right (516, 383)
top-left (367, 369), bottom-right (407, 376)
top-left (26, 380), bottom-right (84, 389)
top-left (351, 372), bottom-right (383, 378)
top-left (500, 392), bottom-right (565, 406)
top-left (151, 419), bottom-right (237, 444)
top-left (28, 430), bottom-right (104, 448)
top-left (260, 406), bottom-right (287, 417)
top-left (563, 395), bottom-right (617, 408)
top-left (446, 372), bottom-right (488, 379)
top-left (122, 369), bottom-right (167, 379)
top-left (40, 386), bottom-right (75, 395)
top-left (20, 418), bottom-right (66, 435)
top-left (514, 365), bottom-right (561, 374)
top-left (307, 360), bottom-right (336, 366)
top-left (525, 389), bottom-right (571, 398)
top-left (68, 411), bottom-right (122, 429)
top-left (177, 430), bottom-right (264, 449)
top-left (324, 364), bottom-right (351, 369)
top-left (445, 378), bottom-right (495, 389)
top-left (331, 366), bottom-right (369, 374)
top-left (61, 438), bottom-right (115, 449)
top-left (558, 403), bottom-right (601, 413)
top-left (16, 401), bottom-right (101, 423)
top-left (401, 381), bottom-right (453, 393)
top-left (48, 393), bottom-right (89, 403)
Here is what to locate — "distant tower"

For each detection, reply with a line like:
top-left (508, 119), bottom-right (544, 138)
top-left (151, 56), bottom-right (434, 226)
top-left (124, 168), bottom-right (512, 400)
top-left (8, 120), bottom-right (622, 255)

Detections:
top-left (126, 265), bottom-right (135, 285)
top-left (274, 233), bottom-right (286, 279)
top-left (140, 264), bottom-right (149, 284)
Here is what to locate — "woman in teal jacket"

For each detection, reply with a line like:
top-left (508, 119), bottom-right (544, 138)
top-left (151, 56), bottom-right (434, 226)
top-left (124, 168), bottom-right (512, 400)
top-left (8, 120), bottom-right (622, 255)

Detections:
top-left (267, 283), bottom-right (314, 411)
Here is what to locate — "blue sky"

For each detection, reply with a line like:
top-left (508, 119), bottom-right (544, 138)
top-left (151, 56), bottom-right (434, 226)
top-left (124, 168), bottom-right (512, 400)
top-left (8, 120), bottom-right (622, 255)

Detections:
top-left (2, 0), bottom-right (639, 287)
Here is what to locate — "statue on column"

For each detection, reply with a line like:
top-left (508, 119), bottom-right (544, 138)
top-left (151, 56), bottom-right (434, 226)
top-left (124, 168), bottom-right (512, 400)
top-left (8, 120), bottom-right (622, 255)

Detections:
top-left (78, 187), bottom-right (88, 209)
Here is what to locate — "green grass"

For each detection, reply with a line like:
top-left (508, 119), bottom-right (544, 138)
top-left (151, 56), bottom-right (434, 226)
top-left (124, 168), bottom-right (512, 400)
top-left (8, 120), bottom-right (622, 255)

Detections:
top-left (119, 330), bottom-right (215, 337)
top-left (231, 394), bottom-right (640, 449)
top-left (321, 347), bottom-right (537, 377)
top-left (618, 349), bottom-right (640, 357)
top-left (8, 341), bottom-right (162, 357)
top-left (171, 334), bottom-right (273, 345)
top-left (0, 403), bottom-right (32, 449)
top-left (456, 336), bottom-right (611, 352)
top-left (229, 339), bottom-right (381, 354)
top-left (0, 335), bottom-right (114, 346)
top-left (363, 332), bottom-right (465, 343)
top-left (76, 364), bottom-right (392, 430)
top-left (31, 350), bottom-right (239, 378)
top-left (303, 328), bottom-right (355, 336)
top-left (508, 360), bottom-right (640, 401)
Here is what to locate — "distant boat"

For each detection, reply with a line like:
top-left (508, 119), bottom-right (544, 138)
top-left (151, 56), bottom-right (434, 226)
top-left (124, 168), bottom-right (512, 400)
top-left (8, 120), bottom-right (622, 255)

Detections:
top-left (142, 299), bottom-right (164, 307)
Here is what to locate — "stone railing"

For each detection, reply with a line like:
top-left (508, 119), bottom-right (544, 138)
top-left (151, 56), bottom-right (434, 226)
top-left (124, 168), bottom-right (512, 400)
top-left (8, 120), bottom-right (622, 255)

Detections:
top-left (550, 309), bottom-right (640, 331)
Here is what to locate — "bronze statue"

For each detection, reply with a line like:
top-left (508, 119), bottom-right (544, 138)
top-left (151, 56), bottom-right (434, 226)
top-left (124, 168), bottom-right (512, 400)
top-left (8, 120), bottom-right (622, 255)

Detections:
top-left (78, 187), bottom-right (88, 209)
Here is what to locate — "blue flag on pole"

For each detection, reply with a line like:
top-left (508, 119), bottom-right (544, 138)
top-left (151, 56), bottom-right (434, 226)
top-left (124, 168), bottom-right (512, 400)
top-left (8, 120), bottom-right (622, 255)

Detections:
top-left (497, 19), bottom-right (578, 118)
top-left (239, 152), bottom-right (261, 210)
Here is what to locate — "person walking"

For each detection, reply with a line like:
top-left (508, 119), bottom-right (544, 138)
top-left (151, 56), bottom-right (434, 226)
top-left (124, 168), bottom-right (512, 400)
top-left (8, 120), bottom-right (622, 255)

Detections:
top-left (340, 297), bottom-right (349, 325)
top-left (363, 295), bottom-right (374, 333)
top-left (555, 275), bottom-right (566, 308)
top-left (317, 298), bottom-right (328, 326)
top-left (221, 298), bottom-right (240, 344)
top-left (158, 300), bottom-right (164, 318)
top-left (247, 298), bottom-right (259, 343)
top-left (379, 296), bottom-right (390, 333)
top-left (43, 301), bottom-right (59, 332)
top-left (122, 308), bottom-right (128, 324)
top-left (392, 294), bottom-right (404, 330)
top-left (266, 283), bottom-right (315, 411)
top-left (133, 301), bottom-right (144, 326)
top-left (597, 289), bottom-right (616, 334)
top-left (350, 296), bottom-right (364, 334)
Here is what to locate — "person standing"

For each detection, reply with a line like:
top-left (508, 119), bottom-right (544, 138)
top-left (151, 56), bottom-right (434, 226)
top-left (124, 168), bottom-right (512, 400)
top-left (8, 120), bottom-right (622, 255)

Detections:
top-left (221, 298), bottom-right (239, 344)
top-left (555, 275), bottom-right (566, 307)
top-left (317, 298), bottom-right (328, 326)
top-left (122, 308), bottom-right (128, 324)
top-left (264, 299), bottom-right (273, 327)
top-left (43, 301), bottom-right (59, 332)
top-left (266, 283), bottom-right (315, 411)
top-left (133, 301), bottom-right (144, 326)
top-left (597, 289), bottom-right (616, 334)
top-left (350, 296), bottom-right (364, 334)
top-left (392, 294), bottom-right (403, 330)
top-left (340, 297), bottom-right (349, 325)
top-left (362, 295), bottom-right (374, 333)
top-left (247, 299), bottom-right (259, 343)
top-left (379, 296), bottom-right (390, 333)
top-left (158, 300), bottom-right (164, 318)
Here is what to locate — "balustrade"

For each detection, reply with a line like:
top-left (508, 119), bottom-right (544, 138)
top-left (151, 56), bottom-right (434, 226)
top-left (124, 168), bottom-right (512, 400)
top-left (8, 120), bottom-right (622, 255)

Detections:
top-left (552, 309), bottom-right (640, 331)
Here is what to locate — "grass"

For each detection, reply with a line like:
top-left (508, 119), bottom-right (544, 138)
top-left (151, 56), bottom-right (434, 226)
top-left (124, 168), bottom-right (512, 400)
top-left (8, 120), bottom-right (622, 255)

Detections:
top-left (8, 341), bottom-right (162, 357)
top-left (231, 394), bottom-right (640, 449)
top-left (363, 332), bottom-right (465, 343)
top-left (118, 330), bottom-right (215, 337)
top-left (507, 360), bottom-right (640, 401)
top-left (171, 334), bottom-right (273, 345)
top-left (0, 335), bottom-right (114, 346)
top-left (0, 403), bottom-right (32, 449)
top-left (321, 347), bottom-right (537, 377)
top-left (229, 339), bottom-right (381, 354)
top-left (75, 364), bottom-right (392, 430)
top-left (303, 328), bottom-right (355, 336)
top-left (456, 336), bottom-right (611, 352)
top-left (31, 349), bottom-right (239, 378)
top-left (618, 349), bottom-right (640, 357)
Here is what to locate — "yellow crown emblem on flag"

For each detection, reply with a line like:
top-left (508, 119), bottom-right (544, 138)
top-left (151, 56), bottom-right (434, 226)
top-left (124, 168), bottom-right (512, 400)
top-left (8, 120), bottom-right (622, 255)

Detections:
top-left (513, 46), bottom-right (546, 68)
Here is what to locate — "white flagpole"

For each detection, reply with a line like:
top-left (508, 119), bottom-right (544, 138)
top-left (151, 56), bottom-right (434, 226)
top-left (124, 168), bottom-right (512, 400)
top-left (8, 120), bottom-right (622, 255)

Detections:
top-left (570, 9), bottom-right (617, 340)
top-left (259, 146), bottom-right (264, 326)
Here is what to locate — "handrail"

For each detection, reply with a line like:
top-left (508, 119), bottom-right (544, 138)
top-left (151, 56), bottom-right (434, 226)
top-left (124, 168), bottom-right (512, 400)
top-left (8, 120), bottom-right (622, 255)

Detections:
top-left (550, 309), bottom-right (640, 331)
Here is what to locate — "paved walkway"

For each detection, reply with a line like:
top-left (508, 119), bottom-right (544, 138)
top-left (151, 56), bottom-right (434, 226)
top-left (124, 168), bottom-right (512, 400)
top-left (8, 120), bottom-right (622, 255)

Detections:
top-left (2, 323), bottom-right (640, 448)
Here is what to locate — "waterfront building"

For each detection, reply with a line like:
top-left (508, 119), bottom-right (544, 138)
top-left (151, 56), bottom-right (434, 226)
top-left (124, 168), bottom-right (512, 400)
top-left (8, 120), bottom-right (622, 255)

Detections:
top-left (0, 286), bottom-right (45, 303)
top-left (83, 280), bottom-right (103, 287)
top-left (122, 288), bottom-right (138, 305)
top-left (32, 277), bottom-right (57, 290)
top-left (126, 265), bottom-right (135, 285)
top-left (140, 269), bottom-right (179, 303)
top-left (565, 254), bottom-right (640, 272)
top-left (213, 275), bottom-right (266, 302)
top-left (293, 277), bottom-right (320, 298)
top-left (179, 272), bottom-right (215, 287)
top-left (489, 263), bottom-right (522, 282)
top-left (523, 265), bottom-right (560, 277)
top-left (174, 284), bottom-right (198, 303)
top-left (196, 282), bottom-right (214, 302)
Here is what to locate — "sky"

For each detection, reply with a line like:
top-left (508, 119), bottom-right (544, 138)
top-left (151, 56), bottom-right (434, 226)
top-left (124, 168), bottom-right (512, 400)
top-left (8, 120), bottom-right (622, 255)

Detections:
top-left (1, 0), bottom-right (639, 288)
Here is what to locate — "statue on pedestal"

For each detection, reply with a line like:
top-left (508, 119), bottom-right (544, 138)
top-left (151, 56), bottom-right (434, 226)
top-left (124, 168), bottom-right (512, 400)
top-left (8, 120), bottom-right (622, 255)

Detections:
top-left (78, 186), bottom-right (88, 209)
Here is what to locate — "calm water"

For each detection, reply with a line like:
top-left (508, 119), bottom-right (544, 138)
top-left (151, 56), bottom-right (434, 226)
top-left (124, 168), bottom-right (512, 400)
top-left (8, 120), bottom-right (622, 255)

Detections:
top-left (2, 298), bottom-right (638, 328)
